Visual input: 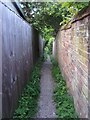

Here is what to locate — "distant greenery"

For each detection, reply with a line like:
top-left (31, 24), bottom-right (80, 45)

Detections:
top-left (51, 57), bottom-right (78, 118)
top-left (20, 2), bottom-right (89, 54)
top-left (13, 57), bottom-right (44, 119)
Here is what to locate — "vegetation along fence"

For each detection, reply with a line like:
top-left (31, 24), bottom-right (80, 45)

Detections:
top-left (53, 5), bottom-right (90, 118)
top-left (0, 1), bottom-right (44, 118)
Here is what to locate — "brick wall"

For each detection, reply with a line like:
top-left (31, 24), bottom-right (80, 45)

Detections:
top-left (55, 6), bottom-right (90, 118)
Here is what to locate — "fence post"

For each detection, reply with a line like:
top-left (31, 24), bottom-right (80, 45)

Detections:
top-left (31, 27), bottom-right (39, 64)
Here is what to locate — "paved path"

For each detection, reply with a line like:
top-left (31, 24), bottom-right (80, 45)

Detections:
top-left (36, 56), bottom-right (56, 118)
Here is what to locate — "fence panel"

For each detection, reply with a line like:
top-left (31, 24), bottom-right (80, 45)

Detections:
top-left (0, 2), bottom-right (42, 118)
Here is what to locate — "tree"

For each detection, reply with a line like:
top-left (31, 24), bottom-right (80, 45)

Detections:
top-left (20, 2), bottom-right (89, 54)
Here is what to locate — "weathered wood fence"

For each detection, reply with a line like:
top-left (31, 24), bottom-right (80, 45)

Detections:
top-left (0, 1), bottom-right (44, 118)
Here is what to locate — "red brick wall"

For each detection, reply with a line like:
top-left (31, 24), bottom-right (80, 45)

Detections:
top-left (55, 6), bottom-right (90, 118)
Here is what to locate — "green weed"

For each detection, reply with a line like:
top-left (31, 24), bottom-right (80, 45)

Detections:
top-left (13, 57), bottom-right (44, 119)
top-left (51, 57), bottom-right (78, 118)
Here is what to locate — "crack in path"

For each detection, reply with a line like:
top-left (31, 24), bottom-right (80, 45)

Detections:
top-left (36, 56), bottom-right (56, 118)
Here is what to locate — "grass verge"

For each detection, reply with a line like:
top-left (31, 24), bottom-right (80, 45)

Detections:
top-left (13, 57), bottom-right (44, 119)
top-left (51, 57), bottom-right (78, 118)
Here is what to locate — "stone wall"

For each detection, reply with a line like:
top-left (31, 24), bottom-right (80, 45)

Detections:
top-left (55, 6), bottom-right (90, 118)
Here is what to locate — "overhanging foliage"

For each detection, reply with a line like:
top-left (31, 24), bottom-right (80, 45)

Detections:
top-left (20, 2), bottom-right (89, 54)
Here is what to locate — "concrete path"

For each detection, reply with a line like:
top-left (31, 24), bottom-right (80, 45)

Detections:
top-left (36, 56), bottom-right (56, 118)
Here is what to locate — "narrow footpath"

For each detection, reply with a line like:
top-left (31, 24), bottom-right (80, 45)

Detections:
top-left (37, 56), bottom-right (56, 118)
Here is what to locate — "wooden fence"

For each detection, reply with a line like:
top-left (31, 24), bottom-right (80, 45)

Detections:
top-left (0, 2), bottom-right (43, 118)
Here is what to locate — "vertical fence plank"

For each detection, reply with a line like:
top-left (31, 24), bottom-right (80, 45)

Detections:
top-left (0, 3), bottom-right (2, 119)
top-left (2, 4), bottom-right (12, 118)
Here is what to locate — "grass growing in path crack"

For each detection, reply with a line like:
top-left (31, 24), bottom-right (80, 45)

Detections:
top-left (51, 57), bottom-right (78, 118)
top-left (13, 57), bottom-right (44, 119)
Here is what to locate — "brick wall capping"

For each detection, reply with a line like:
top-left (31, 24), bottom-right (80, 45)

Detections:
top-left (60, 21), bottom-right (72, 31)
top-left (72, 4), bottom-right (90, 23)
top-left (60, 4), bottom-right (90, 31)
